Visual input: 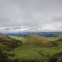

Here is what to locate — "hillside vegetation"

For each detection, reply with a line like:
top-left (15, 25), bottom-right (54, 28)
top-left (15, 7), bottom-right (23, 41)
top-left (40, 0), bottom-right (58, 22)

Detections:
top-left (0, 34), bottom-right (62, 62)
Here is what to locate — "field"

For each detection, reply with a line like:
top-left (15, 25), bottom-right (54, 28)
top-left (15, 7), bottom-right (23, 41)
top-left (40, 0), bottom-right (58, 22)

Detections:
top-left (0, 34), bottom-right (62, 62)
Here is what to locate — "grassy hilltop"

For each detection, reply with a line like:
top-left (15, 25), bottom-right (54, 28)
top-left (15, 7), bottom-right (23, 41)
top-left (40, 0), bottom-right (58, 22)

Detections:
top-left (0, 34), bottom-right (62, 62)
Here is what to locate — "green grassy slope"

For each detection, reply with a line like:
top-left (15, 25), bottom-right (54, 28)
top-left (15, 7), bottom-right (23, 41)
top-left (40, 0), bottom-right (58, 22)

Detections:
top-left (10, 35), bottom-right (58, 48)
top-left (0, 34), bottom-right (62, 62)
top-left (0, 34), bottom-right (22, 50)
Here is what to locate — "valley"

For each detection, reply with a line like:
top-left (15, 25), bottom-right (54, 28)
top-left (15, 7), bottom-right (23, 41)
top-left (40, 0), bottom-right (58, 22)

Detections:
top-left (0, 33), bottom-right (62, 62)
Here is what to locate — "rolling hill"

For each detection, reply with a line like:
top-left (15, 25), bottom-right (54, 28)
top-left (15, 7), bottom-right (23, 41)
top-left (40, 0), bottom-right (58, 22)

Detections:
top-left (10, 34), bottom-right (59, 47)
top-left (0, 34), bottom-right (62, 62)
top-left (0, 33), bottom-right (22, 48)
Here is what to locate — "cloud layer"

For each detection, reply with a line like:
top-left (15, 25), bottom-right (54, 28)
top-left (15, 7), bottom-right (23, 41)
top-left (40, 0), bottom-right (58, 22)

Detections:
top-left (0, 0), bottom-right (62, 31)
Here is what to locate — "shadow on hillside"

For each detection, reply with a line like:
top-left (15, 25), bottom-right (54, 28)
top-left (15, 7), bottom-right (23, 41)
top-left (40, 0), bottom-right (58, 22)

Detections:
top-left (49, 52), bottom-right (62, 62)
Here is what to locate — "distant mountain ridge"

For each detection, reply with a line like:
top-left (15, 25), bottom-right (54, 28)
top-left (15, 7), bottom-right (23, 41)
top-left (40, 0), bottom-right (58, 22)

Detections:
top-left (0, 27), bottom-right (62, 37)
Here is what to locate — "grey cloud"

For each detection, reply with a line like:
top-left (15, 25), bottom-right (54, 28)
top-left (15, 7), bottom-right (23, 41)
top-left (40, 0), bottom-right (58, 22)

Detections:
top-left (51, 16), bottom-right (62, 22)
top-left (0, 0), bottom-right (62, 31)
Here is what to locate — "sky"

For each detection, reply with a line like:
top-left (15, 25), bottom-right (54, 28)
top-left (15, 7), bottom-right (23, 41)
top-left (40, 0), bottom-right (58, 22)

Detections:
top-left (0, 0), bottom-right (62, 31)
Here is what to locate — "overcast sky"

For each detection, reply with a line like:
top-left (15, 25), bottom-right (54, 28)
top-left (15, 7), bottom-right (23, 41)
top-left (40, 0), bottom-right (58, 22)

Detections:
top-left (0, 0), bottom-right (62, 31)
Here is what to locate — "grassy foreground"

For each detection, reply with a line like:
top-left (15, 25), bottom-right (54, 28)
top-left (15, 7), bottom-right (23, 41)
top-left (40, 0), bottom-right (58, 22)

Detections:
top-left (0, 34), bottom-right (62, 62)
